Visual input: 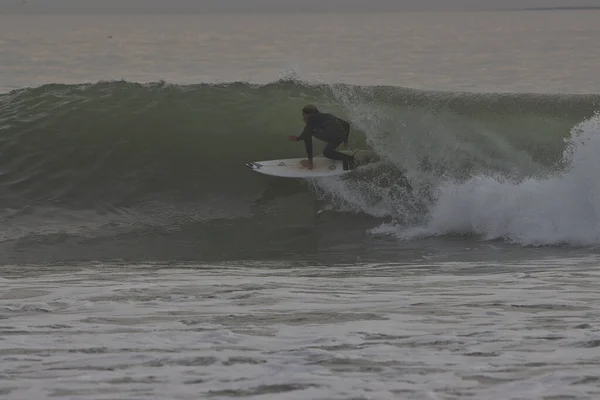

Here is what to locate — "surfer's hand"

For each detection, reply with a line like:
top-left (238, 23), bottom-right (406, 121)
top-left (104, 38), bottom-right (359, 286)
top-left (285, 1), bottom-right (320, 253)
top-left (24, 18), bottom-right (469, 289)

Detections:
top-left (288, 135), bottom-right (298, 141)
top-left (300, 159), bottom-right (313, 170)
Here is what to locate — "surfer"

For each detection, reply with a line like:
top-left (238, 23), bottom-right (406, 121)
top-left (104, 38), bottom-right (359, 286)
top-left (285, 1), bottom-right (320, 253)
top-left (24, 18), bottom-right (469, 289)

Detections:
top-left (288, 105), bottom-right (356, 170)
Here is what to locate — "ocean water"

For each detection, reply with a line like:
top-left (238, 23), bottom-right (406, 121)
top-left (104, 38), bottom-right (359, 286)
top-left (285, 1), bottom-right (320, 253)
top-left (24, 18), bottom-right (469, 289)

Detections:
top-left (1, 11), bottom-right (600, 400)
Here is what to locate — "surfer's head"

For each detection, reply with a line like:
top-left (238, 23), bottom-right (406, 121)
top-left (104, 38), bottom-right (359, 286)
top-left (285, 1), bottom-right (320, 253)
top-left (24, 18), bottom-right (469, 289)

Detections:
top-left (302, 104), bottom-right (319, 122)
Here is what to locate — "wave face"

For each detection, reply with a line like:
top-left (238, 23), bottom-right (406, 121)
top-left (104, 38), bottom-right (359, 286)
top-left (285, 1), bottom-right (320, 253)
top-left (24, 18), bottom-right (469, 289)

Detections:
top-left (1, 80), bottom-right (600, 258)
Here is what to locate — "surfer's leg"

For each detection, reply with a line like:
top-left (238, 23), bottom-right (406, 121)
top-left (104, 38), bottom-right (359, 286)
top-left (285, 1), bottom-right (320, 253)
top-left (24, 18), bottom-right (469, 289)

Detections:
top-left (323, 140), bottom-right (356, 169)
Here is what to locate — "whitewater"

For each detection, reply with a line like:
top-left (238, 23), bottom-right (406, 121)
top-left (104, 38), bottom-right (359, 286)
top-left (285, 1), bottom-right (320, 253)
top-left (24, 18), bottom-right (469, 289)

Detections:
top-left (373, 113), bottom-right (600, 246)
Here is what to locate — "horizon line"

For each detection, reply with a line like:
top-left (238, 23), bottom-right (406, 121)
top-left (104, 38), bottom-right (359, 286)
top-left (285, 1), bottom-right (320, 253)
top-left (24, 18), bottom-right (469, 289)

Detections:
top-left (1, 6), bottom-right (599, 15)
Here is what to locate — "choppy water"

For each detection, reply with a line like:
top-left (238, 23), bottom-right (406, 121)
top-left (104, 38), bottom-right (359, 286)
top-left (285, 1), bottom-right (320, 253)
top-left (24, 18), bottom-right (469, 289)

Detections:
top-left (2, 258), bottom-right (600, 400)
top-left (2, 10), bottom-right (600, 400)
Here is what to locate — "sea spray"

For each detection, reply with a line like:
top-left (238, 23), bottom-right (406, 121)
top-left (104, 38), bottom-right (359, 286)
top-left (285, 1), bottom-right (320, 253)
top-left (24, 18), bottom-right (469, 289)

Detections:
top-left (381, 114), bottom-right (600, 246)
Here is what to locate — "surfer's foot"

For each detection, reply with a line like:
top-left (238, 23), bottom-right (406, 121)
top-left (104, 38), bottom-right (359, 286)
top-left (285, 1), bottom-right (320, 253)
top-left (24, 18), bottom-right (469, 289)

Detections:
top-left (343, 158), bottom-right (358, 171)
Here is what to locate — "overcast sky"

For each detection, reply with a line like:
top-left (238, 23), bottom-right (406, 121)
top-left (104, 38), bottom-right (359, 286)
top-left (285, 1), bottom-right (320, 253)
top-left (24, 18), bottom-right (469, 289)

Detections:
top-left (1, 0), bottom-right (599, 13)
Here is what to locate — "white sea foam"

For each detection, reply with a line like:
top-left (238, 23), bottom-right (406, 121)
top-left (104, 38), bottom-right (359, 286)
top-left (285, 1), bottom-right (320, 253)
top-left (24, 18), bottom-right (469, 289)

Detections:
top-left (325, 90), bottom-right (600, 247)
top-left (393, 114), bottom-right (600, 246)
top-left (2, 260), bottom-right (600, 399)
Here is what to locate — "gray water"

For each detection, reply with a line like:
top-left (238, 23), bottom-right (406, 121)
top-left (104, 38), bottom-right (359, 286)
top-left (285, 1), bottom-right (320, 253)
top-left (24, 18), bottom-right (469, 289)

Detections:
top-left (1, 11), bottom-right (600, 93)
top-left (2, 11), bottom-right (600, 400)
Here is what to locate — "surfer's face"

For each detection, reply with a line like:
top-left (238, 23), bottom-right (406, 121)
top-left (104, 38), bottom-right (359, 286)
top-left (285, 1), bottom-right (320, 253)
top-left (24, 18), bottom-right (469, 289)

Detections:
top-left (302, 112), bottom-right (308, 123)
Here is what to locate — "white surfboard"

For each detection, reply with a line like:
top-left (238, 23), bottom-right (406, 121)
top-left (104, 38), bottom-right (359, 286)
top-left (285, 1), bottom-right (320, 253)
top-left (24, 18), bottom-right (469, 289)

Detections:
top-left (245, 151), bottom-right (379, 178)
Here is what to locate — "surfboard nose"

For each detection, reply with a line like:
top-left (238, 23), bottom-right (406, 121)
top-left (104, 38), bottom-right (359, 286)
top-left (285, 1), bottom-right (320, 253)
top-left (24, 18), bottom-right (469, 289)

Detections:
top-left (244, 162), bottom-right (261, 170)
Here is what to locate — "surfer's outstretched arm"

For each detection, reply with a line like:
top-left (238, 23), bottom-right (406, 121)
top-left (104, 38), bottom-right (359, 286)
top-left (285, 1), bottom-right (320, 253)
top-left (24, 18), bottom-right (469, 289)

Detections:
top-left (302, 136), bottom-right (313, 160)
top-left (290, 126), bottom-right (313, 160)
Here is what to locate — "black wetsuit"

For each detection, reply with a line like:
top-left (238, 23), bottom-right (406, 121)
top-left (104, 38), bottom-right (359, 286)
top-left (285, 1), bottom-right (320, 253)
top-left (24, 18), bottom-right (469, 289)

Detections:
top-left (296, 113), bottom-right (355, 166)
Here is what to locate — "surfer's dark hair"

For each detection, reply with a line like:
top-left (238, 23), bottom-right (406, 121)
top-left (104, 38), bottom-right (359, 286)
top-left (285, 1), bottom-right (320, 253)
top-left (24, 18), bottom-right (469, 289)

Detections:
top-left (302, 104), bottom-right (319, 115)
